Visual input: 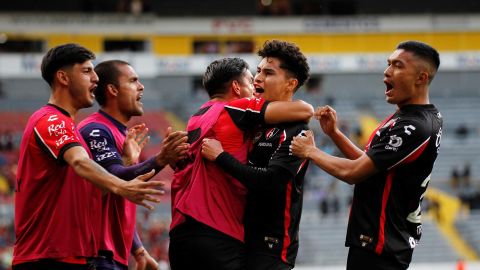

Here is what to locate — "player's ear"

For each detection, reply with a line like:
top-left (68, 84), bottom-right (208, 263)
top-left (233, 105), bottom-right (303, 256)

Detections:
top-left (287, 78), bottom-right (298, 92)
top-left (232, 80), bottom-right (241, 96)
top-left (106, 84), bottom-right (119, 97)
top-left (56, 70), bottom-right (69, 86)
top-left (416, 71), bottom-right (429, 85)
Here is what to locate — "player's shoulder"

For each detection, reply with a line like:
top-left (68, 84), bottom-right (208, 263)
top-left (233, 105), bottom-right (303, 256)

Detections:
top-left (399, 104), bottom-right (439, 122)
top-left (226, 97), bottom-right (265, 109)
top-left (79, 121), bottom-right (109, 132)
top-left (395, 109), bottom-right (437, 136)
top-left (35, 108), bottom-right (74, 132)
top-left (36, 107), bottom-right (71, 123)
top-left (79, 122), bottom-right (114, 140)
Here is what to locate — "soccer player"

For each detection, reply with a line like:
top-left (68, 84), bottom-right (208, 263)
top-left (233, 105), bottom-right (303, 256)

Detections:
top-left (78, 60), bottom-right (189, 270)
top-left (13, 44), bottom-right (164, 270)
top-left (291, 41), bottom-right (443, 270)
top-left (169, 57), bottom-right (313, 270)
top-left (200, 40), bottom-right (311, 270)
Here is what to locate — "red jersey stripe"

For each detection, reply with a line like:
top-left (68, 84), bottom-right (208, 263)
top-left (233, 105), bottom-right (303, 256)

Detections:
top-left (281, 181), bottom-right (293, 262)
top-left (388, 137), bottom-right (430, 170)
top-left (375, 171), bottom-right (394, 255)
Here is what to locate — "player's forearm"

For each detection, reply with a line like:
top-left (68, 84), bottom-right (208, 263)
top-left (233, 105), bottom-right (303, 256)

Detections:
top-left (216, 152), bottom-right (291, 190)
top-left (70, 156), bottom-right (125, 194)
top-left (265, 100), bottom-right (313, 124)
top-left (308, 148), bottom-right (367, 185)
top-left (106, 157), bottom-right (160, 181)
top-left (329, 128), bottom-right (364, 159)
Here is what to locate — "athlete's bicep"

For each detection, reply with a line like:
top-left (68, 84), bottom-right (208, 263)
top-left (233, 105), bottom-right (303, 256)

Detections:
top-left (349, 153), bottom-right (378, 183)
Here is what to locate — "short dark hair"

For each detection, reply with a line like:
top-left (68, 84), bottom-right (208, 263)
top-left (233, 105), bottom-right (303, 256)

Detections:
top-left (94, 60), bottom-right (130, 106)
top-left (41, 43), bottom-right (96, 87)
top-left (203, 57), bottom-right (250, 98)
top-left (397, 41), bottom-right (440, 83)
top-left (258, 40), bottom-right (310, 91)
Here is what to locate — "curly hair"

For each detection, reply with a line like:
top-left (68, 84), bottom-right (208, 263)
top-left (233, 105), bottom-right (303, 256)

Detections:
top-left (258, 40), bottom-right (310, 91)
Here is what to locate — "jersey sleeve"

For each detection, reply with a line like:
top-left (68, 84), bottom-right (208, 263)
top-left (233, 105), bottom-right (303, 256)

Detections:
top-left (79, 123), bottom-right (123, 167)
top-left (33, 113), bottom-right (82, 162)
top-left (366, 116), bottom-right (432, 171)
top-left (225, 97), bottom-right (269, 131)
top-left (269, 123), bottom-right (310, 176)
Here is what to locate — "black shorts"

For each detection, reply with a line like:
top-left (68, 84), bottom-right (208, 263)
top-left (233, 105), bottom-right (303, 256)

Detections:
top-left (12, 259), bottom-right (95, 270)
top-left (169, 218), bottom-right (246, 270)
top-left (347, 246), bottom-right (407, 270)
top-left (246, 253), bottom-right (292, 270)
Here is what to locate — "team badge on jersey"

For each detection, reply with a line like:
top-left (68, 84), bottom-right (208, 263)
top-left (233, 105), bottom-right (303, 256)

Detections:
top-left (265, 128), bottom-right (279, 140)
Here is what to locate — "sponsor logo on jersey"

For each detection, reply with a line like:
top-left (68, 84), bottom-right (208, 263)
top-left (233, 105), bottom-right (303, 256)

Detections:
top-left (96, 151), bottom-right (117, 162)
top-left (385, 134), bottom-right (402, 151)
top-left (89, 129), bottom-right (100, 137)
top-left (258, 142), bottom-right (273, 147)
top-left (89, 138), bottom-right (110, 152)
top-left (47, 115), bottom-right (58, 122)
top-left (48, 120), bottom-right (67, 137)
top-left (408, 236), bottom-right (418, 249)
top-left (436, 127), bottom-right (442, 152)
top-left (403, 125), bottom-right (416, 135)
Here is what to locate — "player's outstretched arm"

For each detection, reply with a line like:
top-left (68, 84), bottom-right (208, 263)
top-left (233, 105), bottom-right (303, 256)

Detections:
top-left (291, 131), bottom-right (377, 185)
top-left (264, 100), bottom-right (313, 124)
top-left (103, 127), bottom-right (188, 181)
top-left (64, 145), bottom-right (164, 209)
top-left (315, 105), bottom-right (364, 159)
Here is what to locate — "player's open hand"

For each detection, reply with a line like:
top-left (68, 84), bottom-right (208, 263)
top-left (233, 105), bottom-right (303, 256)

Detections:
top-left (201, 138), bottom-right (224, 161)
top-left (123, 123), bottom-right (150, 166)
top-left (119, 169), bottom-right (165, 210)
top-left (156, 127), bottom-right (189, 167)
top-left (291, 130), bottom-right (317, 159)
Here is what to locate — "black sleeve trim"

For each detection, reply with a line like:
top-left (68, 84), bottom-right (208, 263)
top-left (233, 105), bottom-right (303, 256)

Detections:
top-left (58, 142), bottom-right (83, 165)
top-left (216, 151), bottom-right (293, 190)
top-left (260, 100), bottom-right (270, 125)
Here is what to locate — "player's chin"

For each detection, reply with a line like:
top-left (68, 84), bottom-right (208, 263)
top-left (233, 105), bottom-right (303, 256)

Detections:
top-left (385, 97), bottom-right (396, 105)
top-left (82, 98), bottom-right (95, 108)
top-left (135, 109), bottom-right (144, 116)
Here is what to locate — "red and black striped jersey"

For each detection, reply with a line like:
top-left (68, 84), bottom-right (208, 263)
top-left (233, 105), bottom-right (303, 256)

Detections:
top-left (244, 121), bottom-right (310, 267)
top-left (346, 104), bottom-right (443, 267)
